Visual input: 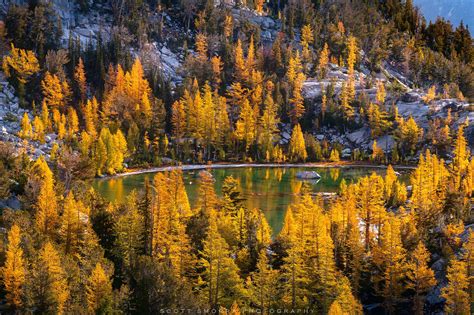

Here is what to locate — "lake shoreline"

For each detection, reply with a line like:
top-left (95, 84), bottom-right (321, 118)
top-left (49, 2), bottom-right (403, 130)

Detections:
top-left (98, 161), bottom-right (415, 180)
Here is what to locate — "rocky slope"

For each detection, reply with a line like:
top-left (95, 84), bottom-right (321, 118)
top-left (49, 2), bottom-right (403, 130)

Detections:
top-left (0, 74), bottom-right (59, 159)
top-left (302, 62), bottom-right (473, 155)
top-left (0, 1), bottom-right (472, 160)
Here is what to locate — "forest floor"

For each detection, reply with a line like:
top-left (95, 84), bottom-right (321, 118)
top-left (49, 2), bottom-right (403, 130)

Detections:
top-left (110, 161), bottom-right (416, 178)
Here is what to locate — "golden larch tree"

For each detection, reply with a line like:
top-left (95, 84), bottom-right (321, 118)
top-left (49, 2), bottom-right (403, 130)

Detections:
top-left (60, 192), bottom-right (88, 255)
top-left (406, 242), bottom-right (436, 315)
top-left (288, 124), bottom-right (307, 162)
top-left (171, 99), bottom-right (185, 136)
top-left (201, 83), bottom-right (216, 156)
top-left (211, 56), bottom-right (223, 87)
top-left (2, 225), bottom-right (26, 310)
top-left (423, 85), bottom-right (436, 104)
top-left (340, 82), bottom-right (354, 121)
top-left (31, 242), bottom-right (70, 314)
top-left (396, 116), bottom-right (423, 155)
top-left (279, 206), bottom-right (295, 242)
top-left (280, 206), bottom-right (310, 308)
top-left (83, 97), bottom-right (98, 138)
top-left (441, 258), bottom-right (470, 315)
top-left (195, 33), bottom-right (208, 62)
top-left (66, 107), bottom-right (79, 137)
top-left (328, 301), bottom-right (344, 315)
top-left (287, 50), bottom-right (303, 86)
top-left (191, 87), bottom-right (204, 140)
top-left (114, 192), bottom-right (144, 268)
top-left (451, 125), bottom-right (469, 190)
top-left (34, 156), bottom-right (59, 238)
top-left (235, 98), bottom-right (258, 154)
top-left (200, 209), bottom-right (247, 308)
top-left (42, 71), bottom-right (71, 108)
top-left (250, 249), bottom-right (278, 311)
top-left (410, 150), bottom-right (449, 235)
top-left (197, 170), bottom-right (219, 213)
top-left (346, 35), bottom-right (357, 100)
top-left (19, 113), bottom-right (33, 139)
top-left (384, 165), bottom-right (398, 202)
top-left (234, 39), bottom-right (248, 83)
top-left (301, 24), bottom-right (313, 65)
top-left (306, 195), bottom-right (339, 311)
top-left (2, 44), bottom-right (40, 84)
top-left (333, 277), bottom-right (363, 314)
top-left (376, 80), bottom-right (386, 105)
top-left (74, 57), bottom-right (87, 102)
top-left (329, 148), bottom-right (340, 162)
top-left (152, 170), bottom-right (194, 277)
top-left (255, 0), bottom-right (264, 13)
top-left (32, 116), bottom-right (45, 143)
top-left (2, 44), bottom-right (39, 105)
top-left (329, 182), bottom-right (364, 292)
top-left (372, 213), bottom-right (407, 313)
top-left (214, 91), bottom-right (231, 152)
top-left (246, 35), bottom-right (256, 71)
top-left (289, 71), bottom-right (306, 124)
top-left (258, 91), bottom-right (280, 158)
top-left (356, 173), bottom-right (386, 250)
top-left (319, 43), bottom-right (330, 79)
top-left (86, 263), bottom-right (113, 313)
top-left (224, 15), bottom-right (233, 39)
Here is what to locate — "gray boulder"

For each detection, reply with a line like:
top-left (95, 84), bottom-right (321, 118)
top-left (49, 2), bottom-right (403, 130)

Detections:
top-left (460, 224), bottom-right (473, 243)
top-left (296, 171), bottom-right (321, 180)
top-left (0, 196), bottom-right (21, 210)
top-left (347, 127), bottom-right (370, 145)
top-left (401, 91), bottom-right (422, 103)
top-left (370, 135), bottom-right (395, 152)
top-left (281, 131), bottom-right (291, 140)
top-left (431, 257), bottom-right (447, 279)
top-left (341, 148), bottom-right (352, 158)
top-left (161, 157), bottom-right (174, 164)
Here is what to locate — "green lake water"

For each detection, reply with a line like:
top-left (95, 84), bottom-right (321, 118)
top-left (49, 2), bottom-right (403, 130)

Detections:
top-left (92, 166), bottom-right (408, 234)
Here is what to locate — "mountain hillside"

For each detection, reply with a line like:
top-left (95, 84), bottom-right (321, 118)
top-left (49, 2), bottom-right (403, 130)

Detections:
top-left (0, 1), bottom-right (472, 314)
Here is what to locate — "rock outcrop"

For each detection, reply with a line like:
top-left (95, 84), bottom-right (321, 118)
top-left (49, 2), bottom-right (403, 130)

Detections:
top-left (301, 60), bottom-right (473, 154)
top-left (296, 171), bottom-right (321, 179)
top-left (0, 74), bottom-right (59, 159)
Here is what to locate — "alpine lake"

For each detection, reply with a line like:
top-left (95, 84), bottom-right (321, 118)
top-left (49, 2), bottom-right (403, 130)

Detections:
top-left (92, 166), bottom-right (410, 234)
